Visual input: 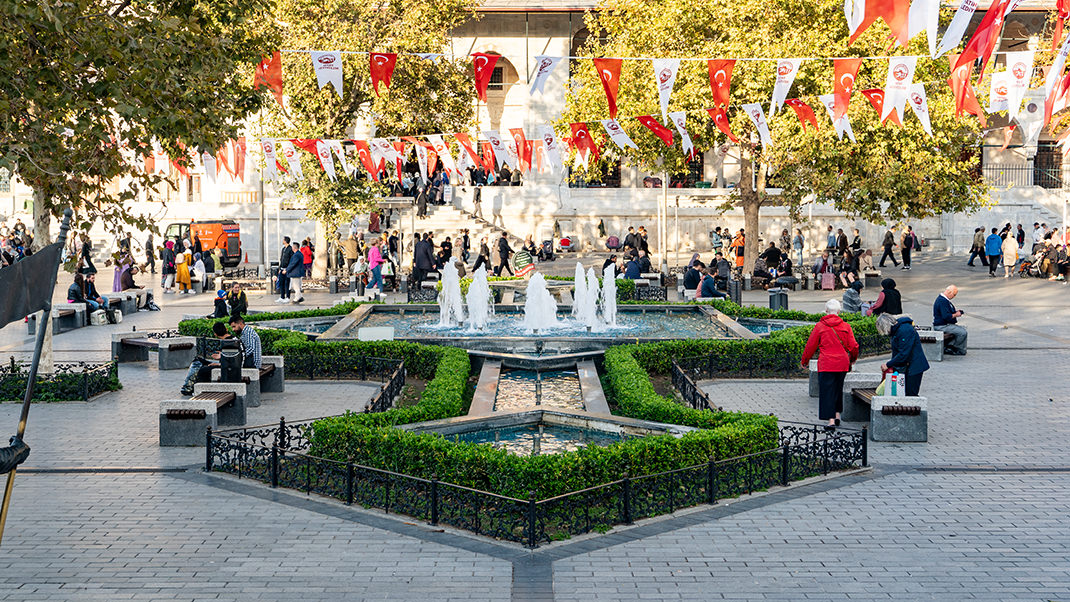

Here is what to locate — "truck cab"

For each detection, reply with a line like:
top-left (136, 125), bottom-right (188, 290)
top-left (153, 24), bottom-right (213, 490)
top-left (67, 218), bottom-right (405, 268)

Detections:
top-left (164, 220), bottom-right (242, 267)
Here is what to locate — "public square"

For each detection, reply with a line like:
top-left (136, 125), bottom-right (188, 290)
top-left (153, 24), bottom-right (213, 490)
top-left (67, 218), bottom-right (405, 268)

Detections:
top-left (1, 254), bottom-right (1068, 602)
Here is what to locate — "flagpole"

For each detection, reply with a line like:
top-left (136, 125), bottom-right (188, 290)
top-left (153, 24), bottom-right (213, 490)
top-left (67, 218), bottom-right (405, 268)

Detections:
top-left (0, 208), bottom-right (72, 548)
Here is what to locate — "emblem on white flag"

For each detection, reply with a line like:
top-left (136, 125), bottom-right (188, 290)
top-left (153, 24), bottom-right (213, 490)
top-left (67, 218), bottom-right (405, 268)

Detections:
top-left (600, 119), bottom-right (638, 150)
top-left (309, 51), bottom-right (344, 99)
top-left (315, 140), bottom-right (337, 182)
top-left (935, 0), bottom-right (979, 58)
top-left (427, 135), bottom-right (457, 175)
top-left (988, 72), bottom-right (1011, 114)
top-left (667, 111), bottom-right (695, 160)
top-left (279, 140), bottom-right (304, 181)
top-left (530, 56), bottom-right (563, 95)
top-left (261, 139), bottom-right (279, 181)
top-left (908, 0), bottom-right (940, 57)
top-left (741, 103), bottom-right (773, 147)
top-left (201, 152), bottom-right (217, 184)
top-left (482, 131), bottom-right (511, 169)
top-left (817, 94), bottom-right (856, 142)
top-left (881, 57), bottom-right (917, 122)
top-left (414, 144), bottom-right (429, 184)
top-left (537, 125), bottom-right (562, 171)
top-left (907, 84), bottom-right (933, 136)
top-left (1016, 92), bottom-right (1045, 148)
top-left (769, 59), bottom-right (802, 116)
top-left (651, 58), bottom-right (680, 124)
top-left (1004, 50), bottom-right (1035, 120)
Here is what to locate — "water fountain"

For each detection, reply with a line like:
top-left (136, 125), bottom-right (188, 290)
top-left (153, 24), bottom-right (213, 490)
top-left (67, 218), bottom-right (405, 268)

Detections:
top-left (571, 263), bottom-right (599, 330)
top-left (521, 273), bottom-right (560, 333)
top-left (465, 266), bottom-right (494, 330)
top-left (600, 264), bottom-right (618, 328)
top-left (571, 263), bottom-right (589, 321)
top-left (438, 263), bottom-right (465, 327)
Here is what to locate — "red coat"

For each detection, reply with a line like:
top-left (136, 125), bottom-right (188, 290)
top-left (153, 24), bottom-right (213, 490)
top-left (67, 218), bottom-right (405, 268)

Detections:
top-left (301, 246), bottom-right (313, 266)
top-left (800, 314), bottom-right (859, 372)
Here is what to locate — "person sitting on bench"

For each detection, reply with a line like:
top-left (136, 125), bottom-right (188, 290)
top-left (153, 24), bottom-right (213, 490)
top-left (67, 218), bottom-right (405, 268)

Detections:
top-left (933, 284), bottom-right (967, 356)
top-left (697, 267), bottom-right (727, 299)
top-left (180, 321), bottom-right (236, 396)
top-left (712, 252), bottom-right (732, 289)
top-left (83, 272), bottom-right (110, 312)
top-left (229, 314), bottom-right (262, 369)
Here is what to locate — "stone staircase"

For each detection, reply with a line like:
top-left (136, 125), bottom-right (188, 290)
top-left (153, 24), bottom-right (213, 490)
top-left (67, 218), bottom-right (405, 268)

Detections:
top-left (409, 204), bottom-right (523, 249)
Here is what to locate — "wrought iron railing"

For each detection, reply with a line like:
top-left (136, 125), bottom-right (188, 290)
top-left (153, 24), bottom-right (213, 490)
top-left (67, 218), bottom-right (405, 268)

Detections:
top-left (0, 360), bottom-right (119, 402)
top-left (206, 418), bottom-right (865, 548)
top-left (670, 359), bottom-right (716, 411)
top-left (672, 351), bottom-right (800, 382)
top-left (982, 163), bottom-right (1064, 189)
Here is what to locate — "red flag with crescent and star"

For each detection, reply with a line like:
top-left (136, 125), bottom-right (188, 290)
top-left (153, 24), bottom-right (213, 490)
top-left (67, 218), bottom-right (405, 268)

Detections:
top-left (480, 142), bottom-right (496, 173)
top-left (350, 140), bottom-right (379, 182)
top-left (860, 89), bottom-right (902, 126)
top-left (833, 58), bottom-right (861, 120)
top-left (569, 123), bottom-right (600, 163)
top-left (592, 58), bottom-right (624, 118)
top-left (848, 0), bottom-right (910, 46)
top-left (453, 132), bottom-right (481, 167)
top-left (369, 52), bottom-right (398, 97)
top-left (947, 55), bottom-right (988, 127)
top-left (471, 53), bottom-right (500, 102)
top-left (706, 107), bottom-right (739, 143)
top-left (953, 0), bottom-right (1010, 82)
top-left (707, 59), bottom-right (735, 108)
top-left (254, 52), bottom-right (286, 112)
top-left (392, 140), bottom-right (405, 181)
top-left (508, 128), bottom-right (529, 170)
top-left (784, 99), bottom-right (819, 130)
top-left (635, 116), bottom-right (674, 146)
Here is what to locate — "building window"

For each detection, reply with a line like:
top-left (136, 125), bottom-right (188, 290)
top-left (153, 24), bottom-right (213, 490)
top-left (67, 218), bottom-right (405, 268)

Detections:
top-left (568, 160), bottom-right (621, 188)
top-left (488, 67), bottom-right (504, 91)
top-left (0, 168), bottom-right (9, 193)
top-left (669, 153), bottom-right (705, 188)
top-left (1034, 142), bottom-right (1063, 189)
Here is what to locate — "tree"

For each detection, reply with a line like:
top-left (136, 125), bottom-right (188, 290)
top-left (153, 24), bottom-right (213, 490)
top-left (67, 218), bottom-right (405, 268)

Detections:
top-left (561, 0), bottom-right (991, 272)
top-left (0, 0), bottom-right (276, 250)
top-left (265, 0), bottom-right (479, 266)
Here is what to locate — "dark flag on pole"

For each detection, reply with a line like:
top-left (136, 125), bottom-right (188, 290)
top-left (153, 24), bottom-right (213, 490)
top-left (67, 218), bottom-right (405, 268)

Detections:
top-left (0, 241), bottom-right (63, 329)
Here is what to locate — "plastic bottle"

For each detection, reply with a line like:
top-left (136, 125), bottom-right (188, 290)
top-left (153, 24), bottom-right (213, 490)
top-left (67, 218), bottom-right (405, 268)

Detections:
top-left (890, 371), bottom-right (898, 396)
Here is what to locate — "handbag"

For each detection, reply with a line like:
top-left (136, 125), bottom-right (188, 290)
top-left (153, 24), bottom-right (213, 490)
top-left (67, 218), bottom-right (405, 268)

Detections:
top-left (830, 326), bottom-right (858, 368)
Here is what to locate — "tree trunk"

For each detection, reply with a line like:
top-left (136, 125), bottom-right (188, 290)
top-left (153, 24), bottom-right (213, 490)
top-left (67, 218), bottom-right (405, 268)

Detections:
top-left (737, 154), bottom-right (760, 275)
top-left (31, 186), bottom-right (51, 252)
top-left (313, 221), bottom-right (328, 278)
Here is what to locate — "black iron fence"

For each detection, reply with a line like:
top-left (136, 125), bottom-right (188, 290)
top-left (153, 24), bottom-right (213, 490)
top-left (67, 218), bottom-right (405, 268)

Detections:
top-left (206, 418), bottom-right (865, 548)
top-left (672, 352), bottom-right (800, 383)
top-left (0, 360), bottom-right (120, 402)
top-left (982, 163), bottom-right (1063, 189)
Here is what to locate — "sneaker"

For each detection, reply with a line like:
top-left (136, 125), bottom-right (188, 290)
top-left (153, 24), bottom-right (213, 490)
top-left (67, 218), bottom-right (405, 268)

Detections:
top-left (296, 296), bottom-right (305, 304)
top-left (275, 297), bottom-right (287, 303)
top-left (900, 266), bottom-right (907, 270)
top-left (180, 387), bottom-right (193, 396)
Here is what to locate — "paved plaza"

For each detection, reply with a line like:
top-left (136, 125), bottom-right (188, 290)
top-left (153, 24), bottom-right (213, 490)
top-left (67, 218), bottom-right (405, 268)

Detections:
top-left (2, 253), bottom-right (1070, 601)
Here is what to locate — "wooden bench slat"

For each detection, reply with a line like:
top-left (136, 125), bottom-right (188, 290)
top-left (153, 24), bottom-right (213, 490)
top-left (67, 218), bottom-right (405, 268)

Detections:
top-left (851, 388), bottom-right (876, 405)
top-left (123, 338), bottom-right (158, 348)
top-left (166, 409), bottom-right (207, 419)
top-left (57, 309), bottom-right (76, 317)
top-left (259, 364), bottom-right (275, 377)
top-left (166, 342), bottom-right (195, 351)
top-left (192, 391), bottom-right (236, 408)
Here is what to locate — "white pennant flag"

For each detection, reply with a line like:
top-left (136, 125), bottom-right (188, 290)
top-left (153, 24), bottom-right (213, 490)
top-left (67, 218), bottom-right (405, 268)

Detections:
top-left (817, 94), bottom-right (856, 142)
top-left (201, 152), bottom-right (217, 184)
top-left (1017, 92), bottom-right (1046, 148)
top-left (988, 71), bottom-right (1011, 113)
top-left (908, 0), bottom-right (939, 57)
top-left (315, 139), bottom-right (337, 182)
top-left (844, 0), bottom-right (865, 36)
top-left (260, 139), bottom-right (279, 182)
top-left (769, 59), bottom-right (802, 116)
top-left (456, 144), bottom-right (474, 173)
top-left (151, 141), bottom-right (169, 176)
top-left (530, 56), bottom-right (563, 95)
top-left (1004, 50), bottom-right (1035, 120)
top-left (741, 103), bottom-right (773, 147)
top-left (309, 51), bottom-right (344, 99)
top-left (935, 0), bottom-right (978, 58)
top-left (881, 57), bottom-right (917, 122)
top-left (427, 135), bottom-right (457, 176)
top-left (601, 119), bottom-right (638, 150)
top-left (537, 125), bottom-right (562, 171)
top-left (667, 111), bottom-right (695, 160)
top-left (414, 144), bottom-right (429, 184)
top-left (907, 84), bottom-right (933, 136)
top-left (651, 58), bottom-right (680, 124)
top-left (369, 138), bottom-right (391, 172)
top-left (279, 140), bottom-right (304, 181)
top-left (482, 131), bottom-right (511, 169)
top-left (326, 140), bottom-right (351, 177)
top-left (415, 53), bottom-right (443, 62)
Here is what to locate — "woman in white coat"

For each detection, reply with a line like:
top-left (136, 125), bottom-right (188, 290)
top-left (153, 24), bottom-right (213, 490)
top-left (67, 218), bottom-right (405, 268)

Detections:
top-left (1001, 232), bottom-right (1019, 278)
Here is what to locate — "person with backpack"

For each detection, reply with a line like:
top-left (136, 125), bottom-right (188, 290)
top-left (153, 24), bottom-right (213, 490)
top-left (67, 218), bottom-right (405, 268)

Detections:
top-left (901, 225), bottom-right (919, 270)
top-left (800, 299), bottom-right (859, 430)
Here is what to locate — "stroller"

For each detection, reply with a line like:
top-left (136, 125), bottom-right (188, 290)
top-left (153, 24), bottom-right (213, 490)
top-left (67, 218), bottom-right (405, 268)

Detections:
top-left (538, 240), bottom-right (555, 262)
top-left (1018, 252), bottom-right (1045, 278)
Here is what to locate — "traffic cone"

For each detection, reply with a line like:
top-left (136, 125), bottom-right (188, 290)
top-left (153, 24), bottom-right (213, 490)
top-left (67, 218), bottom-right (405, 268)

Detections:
top-left (244, 252), bottom-right (249, 264)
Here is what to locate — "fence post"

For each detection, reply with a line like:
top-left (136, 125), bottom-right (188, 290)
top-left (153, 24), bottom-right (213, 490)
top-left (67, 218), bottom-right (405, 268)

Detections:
top-left (622, 474), bottom-right (633, 524)
top-left (360, 355), bottom-right (367, 381)
top-left (346, 463), bottom-right (354, 505)
top-left (861, 426), bottom-right (869, 467)
top-left (81, 371), bottom-right (89, 401)
top-left (308, 350), bottom-right (315, 380)
top-left (278, 416), bottom-right (287, 449)
top-left (526, 492), bottom-right (537, 549)
top-left (430, 475), bottom-right (439, 525)
top-left (822, 437), bottom-right (830, 475)
top-left (204, 426), bottom-right (213, 472)
top-left (270, 445), bottom-right (279, 488)
top-left (780, 445), bottom-right (790, 487)
top-left (707, 353), bottom-right (714, 379)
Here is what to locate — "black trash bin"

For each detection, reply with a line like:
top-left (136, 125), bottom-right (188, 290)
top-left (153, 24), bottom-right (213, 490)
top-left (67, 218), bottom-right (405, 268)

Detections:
top-left (219, 341), bottom-right (242, 382)
top-left (768, 287), bottom-right (789, 311)
top-left (727, 278), bottom-right (742, 306)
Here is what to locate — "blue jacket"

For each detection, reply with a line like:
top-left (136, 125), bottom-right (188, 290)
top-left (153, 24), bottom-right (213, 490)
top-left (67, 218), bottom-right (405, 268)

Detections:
top-left (285, 249), bottom-right (305, 278)
top-left (887, 317), bottom-right (930, 375)
top-left (985, 233), bottom-right (1003, 256)
top-left (699, 276), bottom-right (724, 298)
top-left (624, 260), bottom-right (641, 279)
top-left (933, 294), bottom-right (957, 326)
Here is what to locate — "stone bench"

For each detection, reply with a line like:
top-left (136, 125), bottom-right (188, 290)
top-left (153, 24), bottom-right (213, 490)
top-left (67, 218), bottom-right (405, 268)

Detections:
top-left (916, 329), bottom-right (954, 362)
top-left (192, 382), bottom-right (248, 426)
top-left (159, 400), bottom-right (218, 446)
top-left (27, 303), bottom-right (87, 335)
top-left (849, 388), bottom-right (928, 442)
top-left (207, 367), bottom-right (267, 408)
top-left (840, 372), bottom-right (884, 422)
top-left (863, 270), bottom-right (881, 289)
top-left (111, 332), bottom-right (197, 370)
top-left (104, 293), bottom-right (138, 316)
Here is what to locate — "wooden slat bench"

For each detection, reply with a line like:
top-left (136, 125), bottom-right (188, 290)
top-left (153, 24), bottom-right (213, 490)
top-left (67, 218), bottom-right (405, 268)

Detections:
top-left (112, 333), bottom-right (197, 370)
top-left (191, 382), bottom-right (247, 426)
top-left (27, 303), bottom-right (87, 335)
top-left (917, 329), bottom-right (955, 362)
top-left (159, 399), bottom-right (218, 446)
top-left (849, 386), bottom-right (928, 442)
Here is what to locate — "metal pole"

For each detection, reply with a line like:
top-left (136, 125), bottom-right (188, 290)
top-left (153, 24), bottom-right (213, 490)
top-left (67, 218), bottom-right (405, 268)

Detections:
top-left (259, 177), bottom-right (266, 269)
top-left (660, 170), bottom-right (669, 272)
top-left (0, 208), bottom-right (72, 547)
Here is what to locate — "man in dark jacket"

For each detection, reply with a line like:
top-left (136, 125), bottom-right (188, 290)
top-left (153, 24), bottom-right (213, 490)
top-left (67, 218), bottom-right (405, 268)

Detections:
top-left (285, 241), bottom-right (305, 304)
top-left (495, 232), bottom-right (513, 276)
top-left (412, 233), bottom-right (436, 284)
top-left (623, 257), bottom-right (641, 279)
top-left (835, 228), bottom-right (849, 255)
top-left (879, 227), bottom-right (899, 267)
top-left (879, 314), bottom-right (930, 397)
top-left (277, 237), bottom-right (293, 302)
top-left (933, 284), bottom-right (966, 355)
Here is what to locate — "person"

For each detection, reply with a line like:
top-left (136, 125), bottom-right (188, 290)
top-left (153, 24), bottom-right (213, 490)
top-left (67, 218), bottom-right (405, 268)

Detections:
top-left (1001, 229), bottom-right (1019, 278)
top-left (1016, 224), bottom-right (1026, 249)
top-left (837, 248), bottom-right (859, 288)
top-left (841, 280), bottom-right (864, 313)
top-left (636, 249), bottom-right (652, 273)
top-left (624, 227), bottom-right (639, 251)
top-left (226, 282), bottom-right (248, 316)
top-left (835, 228), bottom-right (848, 256)
top-left (825, 225), bottom-right (837, 252)
top-left (934, 284), bottom-right (967, 356)
top-left (80, 234), bottom-right (96, 274)
top-left (759, 242), bottom-right (782, 268)
top-left (369, 210), bottom-right (380, 234)
top-left (966, 227), bottom-right (987, 267)
top-left (145, 232), bottom-right (156, 274)
top-left (202, 248), bottom-right (216, 277)
top-left (792, 228), bottom-right (805, 267)
top-left (510, 166), bottom-right (521, 187)
top-left (208, 290), bottom-right (229, 319)
top-left (473, 237), bottom-right (492, 273)
top-left (230, 315), bottom-right (262, 369)
top-left (412, 233), bottom-right (436, 285)
top-left (698, 267), bottom-right (726, 299)
top-left (341, 234), bottom-right (360, 275)
top-left (301, 240), bottom-right (314, 276)
top-left (83, 272), bottom-right (110, 312)
top-left (276, 237), bottom-right (293, 303)
top-left (160, 240), bottom-right (176, 293)
top-left (683, 260), bottom-right (703, 291)
top-left (712, 252), bottom-right (731, 289)
top-left (710, 226), bottom-right (723, 254)
top-left (1031, 222), bottom-right (1044, 251)
top-left (499, 163), bottom-right (512, 187)
top-left (473, 183), bottom-right (483, 219)
top-left (179, 321), bottom-right (235, 395)
top-left (191, 235), bottom-right (203, 256)
top-left (461, 229), bottom-right (471, 263)
top-left (879, 226), bottom-right (898, 267)
top-left (812, 250), bottom-right (834, 276)
top-left (112, 252), bottom-right (132, 292)
top-left (729, 229), bottom-right (745, 268)
top-left (623, 255), bottom-right (641, 279)
top-left (523, 235), bottom-right (537, 259)
top-left (367, 238), bottom-right (384, 291)
top-left (901, 226), bottom-right (918, 270)
top-left (850, 228), bottom-right (862, 254)
top-left (984, 227), bottom-right (1003, 277)
top-left (175, 250), bottom-right (192, 294)
top-left (779, 229), bottom-right (791, 253)
top-left (67, 273), bottom-right (87, 304)
top-left (441, 236), bottom-right (453, 260)
top-left (285, 241), bottom-right (305, 303)
top-left (800, 299), bottom-right (859, 429)
top-left (191, 253), bottom-right (206, 293)
top-left (495, 232), bottom-right (514, 276)
top-left (120, 265), bottom-right (142, 292)
top-left (877, 313), bottom-right (930, 397)
top-left (866, 278), bottom-right (902, 316)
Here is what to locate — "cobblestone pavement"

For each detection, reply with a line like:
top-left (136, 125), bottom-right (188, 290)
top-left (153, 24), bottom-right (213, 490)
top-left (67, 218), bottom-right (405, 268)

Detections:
top-left (2, 255), bottom-right (1070, 601)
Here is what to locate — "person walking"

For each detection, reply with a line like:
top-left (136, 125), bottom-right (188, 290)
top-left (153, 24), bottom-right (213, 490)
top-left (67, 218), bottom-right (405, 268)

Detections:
top-left (495, 232), bottom-right (514, 276)
top-left (473, 237), bottom-right (491, 273)
top-left (367, 238), bottom-right (385, 291)
top-left (412, 233), bottom-right (436, 285)
top-left (145, 232), bottom-right (156, 274)
top-left (967, 227), bottom-right (989, 266)
top-left (792, 228), bottom-right (805, 267)
top-left (876, 313), bottom-right (930, 397)
top-left (800, 299), bottom-right (859, 429)
top-left (901, 225), bottom-right (917, 270)
top-left (984, 227), bottom-right (1003, 277)
top-left (879, 226), bottom-right (898, 267)
top-left (1016, 224), bottom-right (1026, 249)
top-left (285, 241), bottom-right (305, 303)
top-left (276, 237), bottom-right (292, 303)
top-left (472, 184), bottom-right (484, 219)
top-left (779, 229), bottom-right (791, 254)
top-left (160, 240), bottom-right (176, 293)
top-left (1001, 231), bottom-right (1019, 278)
top-left (175, 250), bottom-right (192, 294)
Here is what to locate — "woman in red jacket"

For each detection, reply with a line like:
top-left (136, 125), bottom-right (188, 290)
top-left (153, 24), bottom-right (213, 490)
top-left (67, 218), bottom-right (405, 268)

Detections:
top-left (800, 299), bottom-right (859, 429)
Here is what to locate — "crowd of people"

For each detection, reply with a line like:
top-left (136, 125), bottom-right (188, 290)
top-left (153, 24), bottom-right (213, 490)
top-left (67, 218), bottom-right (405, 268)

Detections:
top-left (969, 221), bottom-right (1070, 281)
top-left (0, 219), bottom-right (33, 267)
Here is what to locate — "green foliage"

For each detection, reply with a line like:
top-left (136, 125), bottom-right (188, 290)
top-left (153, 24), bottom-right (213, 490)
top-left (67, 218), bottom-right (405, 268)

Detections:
top-left (0, 363), bottom-right (121, 402)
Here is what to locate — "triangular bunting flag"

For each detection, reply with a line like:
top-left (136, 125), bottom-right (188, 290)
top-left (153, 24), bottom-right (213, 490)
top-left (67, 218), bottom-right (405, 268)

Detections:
top-left (369, 53), bottom-right (397, 97)
top-left (636, 115), bottom-right (674, 146)
top-left (592, 58), bottom-right (624, 118)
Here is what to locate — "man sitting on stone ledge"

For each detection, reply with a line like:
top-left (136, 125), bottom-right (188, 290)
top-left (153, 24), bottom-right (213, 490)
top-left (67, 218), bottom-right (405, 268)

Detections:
top-left (933, 284), bottom-right (967, 356)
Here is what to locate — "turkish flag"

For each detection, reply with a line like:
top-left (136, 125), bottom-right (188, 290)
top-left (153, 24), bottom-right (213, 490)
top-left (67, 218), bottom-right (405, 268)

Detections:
top-left (471, 53), bottom-right (500, 102)
top-left (522, 140), bottom-right (534, 173)
top-left (848, 0), bottom-right (910, 46)
top-left (860, 89), bottom-right (902, 126)
top-left (215, 143), bottom-right (232, 180)
top-left (833, 58), bottom-right (862, 119)
top-left (569, 123), bottom-right (600, 163)
top-left (706, 107), bottom-right (739, 143)
top-left (947, 55), bottom-right (988, 127)
top-left (508, 128), bottom-right (528, 168)
top-left (369, 52), bottom-right (398, 97)
top-left (707, 59), bottom-right (735, 108)
top-left (636, 115), bottom-right (674, 146)
top-left (234, 138), bottom-right (246, 183)
top-left (454, 132), bottom-right (481, 166)
top-left (392, 141), bottom-right (405, 181)
top-left (351, 140), bottom-right (379, 182)
top-left (784, 99), bottom-right (819, 130)
top-left (1055, 0), bottom-right (1069, 51)
top-left (480, 141), bottom-right (496, 173)
top-left (953, 0), bottom-right (1010, 82)
top-left (254, 51), bottom-right (285, 111)
top-left (592, 58), bottom-right (623, 118)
